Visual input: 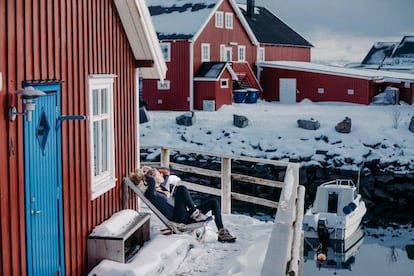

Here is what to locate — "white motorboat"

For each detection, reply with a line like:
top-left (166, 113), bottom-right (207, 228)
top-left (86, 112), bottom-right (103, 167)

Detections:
top-left (304, 227), bottom-right (365, 271)
top-left (303, 179), bottom-right (367, 241)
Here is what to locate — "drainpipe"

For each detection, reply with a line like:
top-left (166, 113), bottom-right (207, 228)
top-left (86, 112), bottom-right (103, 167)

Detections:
top-left (189, 40), bottom-right (194, 111)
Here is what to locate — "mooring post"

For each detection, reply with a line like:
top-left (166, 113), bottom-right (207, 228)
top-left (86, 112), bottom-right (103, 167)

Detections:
top-left (221, 157), bottom-right (232, 214)
top-left (160, 148), bottom-right (170, 168)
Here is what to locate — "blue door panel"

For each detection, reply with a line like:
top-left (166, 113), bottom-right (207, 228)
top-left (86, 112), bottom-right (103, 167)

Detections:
top-left (24, 82), bottom-right (64, 276)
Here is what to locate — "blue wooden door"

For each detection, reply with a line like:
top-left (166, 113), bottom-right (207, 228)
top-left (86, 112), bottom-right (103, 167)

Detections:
top-left (23, 82), bottom-right (65, 276)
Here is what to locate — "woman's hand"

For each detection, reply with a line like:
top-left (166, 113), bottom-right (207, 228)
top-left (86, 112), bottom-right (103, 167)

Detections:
top-left (155, 186), bottom-right (171, 198)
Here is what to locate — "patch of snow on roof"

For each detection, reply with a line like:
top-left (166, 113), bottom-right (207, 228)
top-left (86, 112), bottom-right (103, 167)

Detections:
top-left (147, 0), bottom-right (218, 38)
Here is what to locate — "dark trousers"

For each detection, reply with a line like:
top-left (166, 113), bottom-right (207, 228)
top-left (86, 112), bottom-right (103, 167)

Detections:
top-left (172, 185), bottom-right (224, 230)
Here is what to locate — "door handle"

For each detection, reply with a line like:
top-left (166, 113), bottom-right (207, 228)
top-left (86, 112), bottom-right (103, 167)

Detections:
top-left (31, 209), bottom-right (42, 215)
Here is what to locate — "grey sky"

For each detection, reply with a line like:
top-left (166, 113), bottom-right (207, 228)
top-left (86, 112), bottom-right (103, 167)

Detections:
top-left (252, 0), bottom-right (414, 63)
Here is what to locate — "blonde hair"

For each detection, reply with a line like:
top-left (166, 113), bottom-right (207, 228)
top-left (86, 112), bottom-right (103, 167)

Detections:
top-left (130, 168), bottom-right (149, 192)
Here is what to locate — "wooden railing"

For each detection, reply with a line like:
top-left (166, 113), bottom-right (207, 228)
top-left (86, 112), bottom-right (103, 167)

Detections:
top-left (139, 146), bottom-right (305, 276)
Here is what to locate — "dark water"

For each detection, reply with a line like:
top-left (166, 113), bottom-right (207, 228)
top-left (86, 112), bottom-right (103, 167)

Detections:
top-left (303, 225), bottom-right (414, 276)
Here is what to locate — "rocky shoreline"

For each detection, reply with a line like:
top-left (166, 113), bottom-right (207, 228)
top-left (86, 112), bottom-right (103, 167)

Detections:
top-left (140, 149), bottom-right (414, 225)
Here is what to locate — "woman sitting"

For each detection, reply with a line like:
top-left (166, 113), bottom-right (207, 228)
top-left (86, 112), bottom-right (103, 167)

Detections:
top-left (130, 167), bottom-right (236, 243)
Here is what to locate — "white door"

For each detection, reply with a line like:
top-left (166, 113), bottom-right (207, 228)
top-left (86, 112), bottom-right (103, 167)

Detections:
top-left (279, 78), bottom-right (296, 103)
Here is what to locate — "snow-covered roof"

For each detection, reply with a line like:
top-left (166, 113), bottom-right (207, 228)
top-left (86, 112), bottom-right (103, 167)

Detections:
top-left (259, 61), bottom-right (414, 82)
top-left (146, 0), bottom-right (258, 44)
top-left (147, 0), bottom-right (219, 40)
top-left (114, 0), bottom-right (167, 80)
top-left (194, 62), bottom-right (238, 80)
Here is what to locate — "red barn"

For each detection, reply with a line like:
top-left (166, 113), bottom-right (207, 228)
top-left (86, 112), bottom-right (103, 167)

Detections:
top-left (143, 0), bottom-right (312, 111)
top-left (258, 61), bottom-right (414, 104)
top-left (0, 0), bottom-right (166, 275)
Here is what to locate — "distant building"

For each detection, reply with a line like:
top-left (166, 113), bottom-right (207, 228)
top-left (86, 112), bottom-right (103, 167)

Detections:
top-left (259, 61), bottom-right (414, 105)
top-left (142, 0), bottom-right (312, 111)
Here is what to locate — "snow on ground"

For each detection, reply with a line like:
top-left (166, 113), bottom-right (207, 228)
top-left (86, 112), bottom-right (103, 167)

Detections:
top-left (140, 99), bottom-right (414, 172)
top-left (89, 100), bottom-right (414, 275)
top-left (89, 208), bottom-right (275, 276)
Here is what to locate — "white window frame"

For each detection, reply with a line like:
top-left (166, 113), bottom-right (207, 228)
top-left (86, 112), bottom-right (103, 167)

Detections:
top-left (215, 11), bottom-right (224, 28)
top-left (225, 12), bottom-right (233, 29)
top-left (318, 88), bottom-right (325, 94)
top-left (258, 47), bottom-right (265, 62)
top-left (238, 45), bottom-right (246, 61)
top-left (347, 89), bottom-right (354, 95)
top-left (220, 79), bottom-right (229, 88)
top-left (157, 80), bottom-right (170, 90)
top-left (159, 43), bottom-right (171, 62)
top-left (220, 45), bottom-right (232, 62)
top-left (201, 43), bottom-right (210, 62)
top-left (88, 75), bottom-right (116, 200)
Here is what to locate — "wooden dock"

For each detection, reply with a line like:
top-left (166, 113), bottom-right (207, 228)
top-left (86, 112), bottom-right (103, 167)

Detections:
top-left (131, 146), bottom-right (305, 276)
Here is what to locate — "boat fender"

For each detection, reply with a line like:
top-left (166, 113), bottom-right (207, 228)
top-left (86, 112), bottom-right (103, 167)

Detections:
top-left (349, 202), bottom-right (357, 210)
top-left (343, 205), bottom-right (352, 215)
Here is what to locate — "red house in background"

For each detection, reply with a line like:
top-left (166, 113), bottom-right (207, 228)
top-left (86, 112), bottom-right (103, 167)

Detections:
top-left (258, 61), bottom-right (414, 105)
top-left (0, 0), bottom-right (165, 275)
top-left (143, 0), bottom-right (312, 111)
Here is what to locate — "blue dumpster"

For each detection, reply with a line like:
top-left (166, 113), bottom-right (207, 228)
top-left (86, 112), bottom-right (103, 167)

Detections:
top-left (233, 89), bottom-right (247, 103)
top-left (245, 88), bottom-right (258, 104)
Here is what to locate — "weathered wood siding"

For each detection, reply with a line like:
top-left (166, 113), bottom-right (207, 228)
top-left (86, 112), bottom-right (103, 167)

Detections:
top-left (263, 45), bottom-right (311, 62)
top-left (0, 0), bottom-right (139, 275)
top-left (260, 67), bottom-right (371, 104)
top-left (142, 41), bottom-right (191, 111)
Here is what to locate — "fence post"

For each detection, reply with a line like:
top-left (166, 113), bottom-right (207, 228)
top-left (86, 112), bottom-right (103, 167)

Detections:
top-left (221, 157), bottom-right (231, 214)
top-left (160, 148), bottom-right (170, 168)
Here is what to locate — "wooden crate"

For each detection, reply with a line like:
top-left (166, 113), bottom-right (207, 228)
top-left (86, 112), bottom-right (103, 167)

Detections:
top-left (87, 212), bottom-right (150, 269)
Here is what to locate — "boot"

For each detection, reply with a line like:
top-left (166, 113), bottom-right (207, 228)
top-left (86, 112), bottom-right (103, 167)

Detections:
top-left (190, 209), bottom-right (208, 222)
top-left (218, 228), bottom-right (237, 243)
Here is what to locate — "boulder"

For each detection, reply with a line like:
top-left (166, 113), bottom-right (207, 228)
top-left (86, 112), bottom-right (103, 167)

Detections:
top-left (297, 118), bottom-right (320, 130)
top-left (176, 111), bottom-right (196, 126)
top-left (335, 116), bottom-right (352, 133)
top-left (409, 116), bottom-right (414, 133)
top-left (233, 114), bottom-right (248, 128)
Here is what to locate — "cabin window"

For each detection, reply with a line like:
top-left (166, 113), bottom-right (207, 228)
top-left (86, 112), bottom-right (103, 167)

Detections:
top-left (347, 89), bottom-right (354, 95)
top-left (215, 11), bottom-right (224, 28)
top-left (201, 43), bottom-right (210, 62)
top-left (258, 47), bottom-right (265, 62)
top-left (159, 43), bottom-right (171, 62)
top-left (88, 75), bottom-right (116, 200)
top-left (157, 80), bottom-right (170, 90)
top-left (220, 79), bottom-right (229, 88)
top-left (328, 192), bottom-right (338, 213)
top-left (238, 45), bottom-right (246, 61)
top-left (225, 12), bottom-right (233, 29)
top-left (318, 88), bottom-right (325, 94)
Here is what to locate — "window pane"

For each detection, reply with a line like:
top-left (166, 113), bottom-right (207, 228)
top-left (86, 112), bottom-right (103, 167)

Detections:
top-left (93, 121), bottom-right (100, 176)
top-left (101, 119), bottom-right (108, 172)
top-left (101, 88), bottom-right (108, 114)
top-left (92, 89), bottom-right (99, 115)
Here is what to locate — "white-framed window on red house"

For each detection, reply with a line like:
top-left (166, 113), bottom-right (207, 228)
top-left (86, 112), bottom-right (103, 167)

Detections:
top-left (238, 45), bottom-right (246, 61)
top-left (221, 79), bottom-right (229, 88)
top-left (220, 44), bottom-right (232, 62)
top-left (258, 47), bottom-right (265, 62)
top-left (88, 74), bottom-right (116, 200)
top-left (202, 43), bottom-right (210, 62)
top-left (215, 11), bottom-right (224, 28)
top-left (225, 12), bottom-right (233, 29)
top-left (160, 43), bottom-right (171, 62)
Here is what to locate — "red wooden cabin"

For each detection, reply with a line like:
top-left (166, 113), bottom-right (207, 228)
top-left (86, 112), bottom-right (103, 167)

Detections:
top-left (0, 0), bottom-right (166, 275)
top-left (258, 61), bottom-right (414, 105)
top-left (142, 0), bottom-right (312, 111)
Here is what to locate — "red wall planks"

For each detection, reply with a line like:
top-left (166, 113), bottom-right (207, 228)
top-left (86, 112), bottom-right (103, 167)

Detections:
top-left (0, 0), bottom-right (140, 275)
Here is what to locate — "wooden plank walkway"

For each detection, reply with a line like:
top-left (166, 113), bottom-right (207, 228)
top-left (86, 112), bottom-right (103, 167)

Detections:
top-left (135, 146), bottom-right (305, 276)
